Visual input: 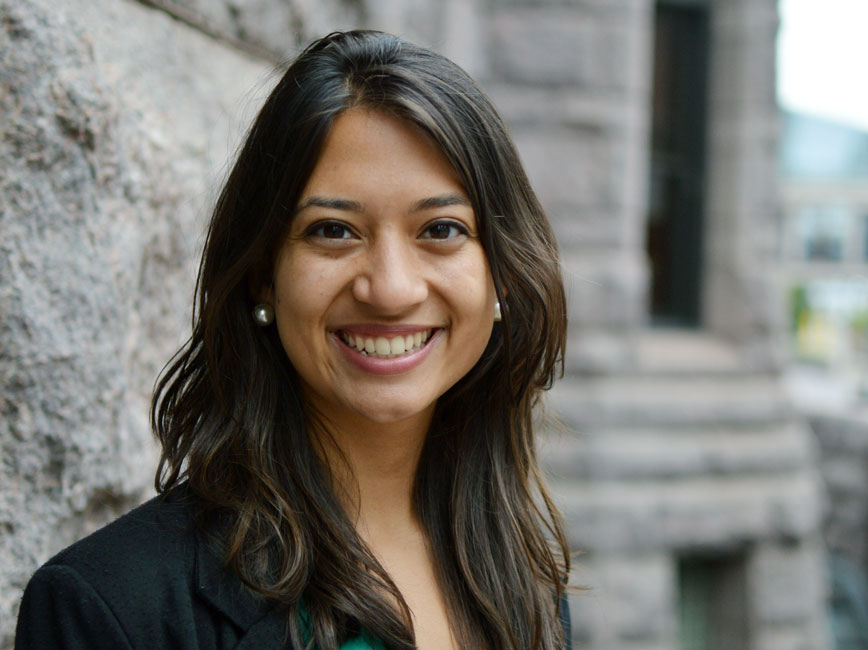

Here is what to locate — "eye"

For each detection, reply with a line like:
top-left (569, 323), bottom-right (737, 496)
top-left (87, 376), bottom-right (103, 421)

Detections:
top-left (307, 221), bottom-right (355, 240)
top-left (420, 220), bottom-right (469, 241)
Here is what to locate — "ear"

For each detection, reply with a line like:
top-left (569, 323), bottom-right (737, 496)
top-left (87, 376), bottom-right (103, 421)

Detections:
top-left (248, 266), bottom-right (274, 306)
top-left (258, 283), bottom-right (274, 305)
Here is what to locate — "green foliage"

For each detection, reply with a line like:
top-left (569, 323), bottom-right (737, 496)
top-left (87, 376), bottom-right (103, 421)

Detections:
top-left (790, 284), bottom-right (810, 333)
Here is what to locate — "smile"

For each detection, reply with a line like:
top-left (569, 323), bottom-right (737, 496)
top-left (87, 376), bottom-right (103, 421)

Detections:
top-left (337, 328), bottom-right (434, 358)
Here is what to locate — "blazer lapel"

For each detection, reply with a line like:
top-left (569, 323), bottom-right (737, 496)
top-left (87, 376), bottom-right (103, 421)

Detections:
top-left (233, 608), bottom-right (296, 650)
top-left (193, 531), bottom-right (295, 649)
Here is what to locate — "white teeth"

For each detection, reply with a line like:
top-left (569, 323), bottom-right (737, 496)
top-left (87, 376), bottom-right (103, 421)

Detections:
top-left (339, 329), bottom-right (434, 358)
top-left (374, 337), bottom-right (390, 355)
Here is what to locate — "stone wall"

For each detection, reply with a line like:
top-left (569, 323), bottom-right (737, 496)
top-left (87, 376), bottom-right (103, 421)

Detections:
top-left (483, 0), bottom-right (653, 374)
top-left (1, 0), bottom-right (271, 643)
top-left (514, 0), bottom-right (830, 647)
top-left (809, 413), bottom-right (868, 646)
top-left (703, 0), bottom-right (785, 366)
top-left (810, 414), bottom-right (868, 574)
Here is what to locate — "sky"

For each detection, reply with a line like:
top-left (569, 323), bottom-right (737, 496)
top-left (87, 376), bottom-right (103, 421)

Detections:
top-left (777, 0), bottom-right (868, 131)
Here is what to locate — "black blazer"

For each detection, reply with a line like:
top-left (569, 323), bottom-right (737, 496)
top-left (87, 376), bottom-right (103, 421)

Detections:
top-left (16, 490), bottom-right (572, 649)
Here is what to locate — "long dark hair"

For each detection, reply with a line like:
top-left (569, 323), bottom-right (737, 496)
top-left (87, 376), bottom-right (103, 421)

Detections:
top-left (152, 30), bottom-right (569, 650)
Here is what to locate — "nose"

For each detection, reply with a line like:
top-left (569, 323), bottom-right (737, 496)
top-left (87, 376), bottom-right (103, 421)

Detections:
top-left (351, 232), bottom-right (428, 315)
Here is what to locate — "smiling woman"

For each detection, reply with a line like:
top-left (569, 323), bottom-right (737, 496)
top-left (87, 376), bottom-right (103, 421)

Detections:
top-left (268, 108), bottom-right (497, 429)
top-left (16, 31), bottom-right (570, 650)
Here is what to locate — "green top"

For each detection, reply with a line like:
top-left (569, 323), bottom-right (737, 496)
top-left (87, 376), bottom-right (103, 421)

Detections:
top-left (299, 601), bottom-right (386, 650)
top-left (337, 632), bottom-right (386, 650)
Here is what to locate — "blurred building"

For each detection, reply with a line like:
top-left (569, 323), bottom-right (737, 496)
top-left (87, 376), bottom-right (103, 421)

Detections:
top-left (1, 1), bottom-right (832, 649)
top-left (506, 1), bottom-right (829, 648)
top-left (780, 111), bottom-right (868, 380)
top-left (778, 110), bottom-right (868, 648)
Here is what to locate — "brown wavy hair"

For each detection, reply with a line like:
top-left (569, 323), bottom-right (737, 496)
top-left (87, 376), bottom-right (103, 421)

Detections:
top-left (152, 30), bottom-right (569, 650)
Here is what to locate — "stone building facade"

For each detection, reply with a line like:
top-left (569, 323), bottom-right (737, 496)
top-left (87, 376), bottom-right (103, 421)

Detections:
top-left (810, 413), bottom-right (868, 647)
top-left (488, 1), bottom-right (828, 648)
top-left (1, 1), bottom-right (830, 649)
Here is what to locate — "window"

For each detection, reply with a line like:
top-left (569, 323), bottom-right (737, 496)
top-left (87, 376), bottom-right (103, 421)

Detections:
top-left (678, 555), bottom-right (749, 650)
top-left (796, 205), bottom-right (850, 262)
top-left (646, 0), bottom-right (711, 326)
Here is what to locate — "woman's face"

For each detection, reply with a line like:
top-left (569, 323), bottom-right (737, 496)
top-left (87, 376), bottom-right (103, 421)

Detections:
top-left (265, 108), bottom-right (497, 429)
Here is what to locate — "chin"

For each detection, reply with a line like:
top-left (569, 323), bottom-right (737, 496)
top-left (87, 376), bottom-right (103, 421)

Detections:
top-left (344, 396), bottom-right (436, 427)
top-left (355, 407), bottom-right (428, 426)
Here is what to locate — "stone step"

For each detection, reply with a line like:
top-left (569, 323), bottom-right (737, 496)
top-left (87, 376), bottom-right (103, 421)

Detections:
top-left (547, 373), bottom-right (791, 429)
top-left (538, 421), bottom-right (815, 481)
top-left (633, 329), bottom-right (752, 376)
top-left (564, 328), bottom-right (765, 378)
top-left (547, 473), bottom-right (821, 553)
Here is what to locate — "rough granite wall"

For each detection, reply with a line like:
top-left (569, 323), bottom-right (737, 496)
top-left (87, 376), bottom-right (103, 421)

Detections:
top-left (0, 0), bottom-right (271, 643)
top-left (134, 0), bottom-right (363, 59)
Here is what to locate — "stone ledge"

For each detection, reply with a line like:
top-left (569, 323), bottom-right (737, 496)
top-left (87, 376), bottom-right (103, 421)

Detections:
top-left (548, 373), bottom-right (792, 429)
top-left (539, 420), bottom-right (815, 481)
top-left (552, 474), bottom-right (822, 552)
top-left (633, 329), bottom-right (747, 375)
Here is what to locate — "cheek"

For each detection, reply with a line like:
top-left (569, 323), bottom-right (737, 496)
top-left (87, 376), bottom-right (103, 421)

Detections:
top-left (435, 255), bottom-right (496, 337)
top-left (273, 257), bottom-right (334, 315)
top-left (454, 257), bottom-right (495, 312)
top-left (433, 247), bottom-right (494, 294)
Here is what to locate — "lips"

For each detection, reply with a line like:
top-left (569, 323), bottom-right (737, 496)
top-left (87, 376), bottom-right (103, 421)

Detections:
top-left (331, 326), bottom-right (442, 376)
top-left (337, 328), bottom-right (433, 358)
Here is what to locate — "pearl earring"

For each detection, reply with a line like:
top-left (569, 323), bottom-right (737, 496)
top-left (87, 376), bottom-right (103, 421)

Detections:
top-left (494, 301), bottom-right (502, 322)
top-left (252, 303), bottom-right (274, 326)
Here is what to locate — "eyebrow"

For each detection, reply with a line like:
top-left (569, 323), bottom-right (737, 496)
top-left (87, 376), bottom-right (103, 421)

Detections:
top-left (411, 193), bottom-right (472, 212)
top-left (295, 193), bottom-right (471, 215)
top-left (295, 197), bottom-right (364, 214)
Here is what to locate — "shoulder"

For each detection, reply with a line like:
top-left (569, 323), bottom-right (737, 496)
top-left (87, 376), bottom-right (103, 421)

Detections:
top-left (16, 490), bottom-right (200, 649)
top-left (41, 488), bottom-right (198, 603)
top-left (56, 487), bottom-right (195, 564)
top-left (15, 488), bottom-right (283, 650)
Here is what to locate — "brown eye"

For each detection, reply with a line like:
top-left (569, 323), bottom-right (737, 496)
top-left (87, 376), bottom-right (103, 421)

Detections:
top-left (421, 221), bottom-right (468, 240)
top-left (308, 221), bottom-right (354, 239)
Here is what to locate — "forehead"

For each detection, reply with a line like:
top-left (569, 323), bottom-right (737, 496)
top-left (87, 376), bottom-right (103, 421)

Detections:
top-left (298, 108), bottom-right (468, 206)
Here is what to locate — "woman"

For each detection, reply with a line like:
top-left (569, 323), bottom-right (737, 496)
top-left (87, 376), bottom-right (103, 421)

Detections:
top-left (16, 30), bottom-right (570, 650)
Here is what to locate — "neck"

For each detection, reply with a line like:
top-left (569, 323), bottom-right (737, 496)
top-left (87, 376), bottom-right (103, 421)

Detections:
top-left (309, 406), bottom-right (434, 541)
